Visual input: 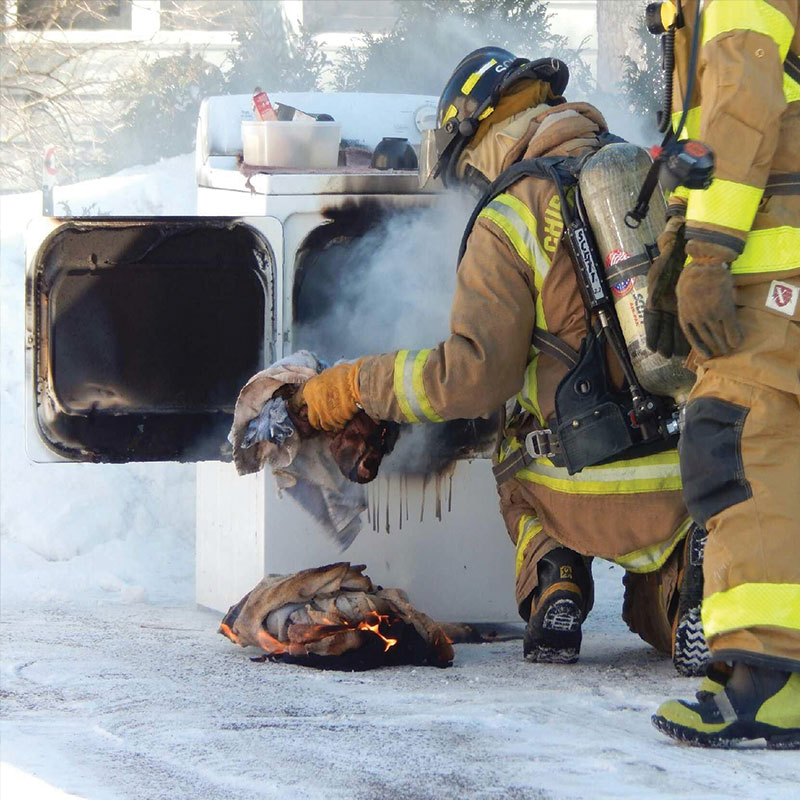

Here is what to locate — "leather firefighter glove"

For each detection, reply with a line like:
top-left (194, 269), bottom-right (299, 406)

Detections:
top-left (292, 359), bottom-right (364, 432)
top-left (644, 215), bottom-right (691, 359)
top-left (675, 240), bottom-right (744, 359)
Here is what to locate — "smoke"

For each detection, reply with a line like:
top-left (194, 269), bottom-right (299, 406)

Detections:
top-left (295, 191), bottom-right (476, 362)
top-left (294, 189), bottom-right (491, 475)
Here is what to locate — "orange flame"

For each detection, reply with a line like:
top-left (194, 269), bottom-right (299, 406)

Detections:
top-left (219, 622), bottom-right (240, 644)
top-left (357, 612), bottom-right (399, 652)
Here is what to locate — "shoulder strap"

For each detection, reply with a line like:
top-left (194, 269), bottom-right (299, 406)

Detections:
top-left (785, 49), bottom-right (800, 86)
top-left (457, 155), bottom-right (577, 263)
top-left (532, 328), bottom-right (579, 368)
top-left (457, 131), bottom-right (626, 263)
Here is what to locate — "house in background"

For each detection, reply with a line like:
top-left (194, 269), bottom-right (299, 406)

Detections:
top-left (0, 0), bottom-right (600, 192)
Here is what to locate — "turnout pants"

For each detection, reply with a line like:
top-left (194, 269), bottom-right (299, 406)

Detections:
top-left (497, 478), bottom-right (686, 655)
top-left (679, 285), bottom-right (800, 671)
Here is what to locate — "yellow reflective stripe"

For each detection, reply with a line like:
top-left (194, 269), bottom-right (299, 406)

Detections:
top-left (497, 434), bottom-right (522, 464)
top-left (613, 518), bottom-right (692, 573)
top-left (516, 450), bottom-right (683, 495)
top-left (479, 193), bottom-right (549, 326)
top-left (732, 225), bottom-right (800, 274)
top-left (461, 59), bottom-right (497, 95)
top-left (784, 70), bottom-right (800, 104)
top-left (672, 105), bottom-right (701, 139)
top-left (702, 0), bottom-right (795, 59)
top-left (393, 350), bottom-right (420, 423)
top-left (687, 178), bottom-right (764, 232)
top-left (702, 583), bottom-right (800, 638)
top-left (411, 349), bottom-right (444, 423)
top-left (394, 349), bottom-right (443, 424)
top-left (670, 186), bottom-right (690, 204)
top-left (517, 351), bottom-right (545, 425)
top-left (442, 104), bottom-right (457, 124)
top-left (478, 105), bottom-right (495, 121)
top-left (516, 515), bottom-right (544, 577)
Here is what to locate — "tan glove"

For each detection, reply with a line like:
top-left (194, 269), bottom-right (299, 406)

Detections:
top-left (675, 241), bottom-right (744, 359)
top-left (645, 215), bottom-right (690, 359)
top-left (293, 360), bottom-right (364, 432)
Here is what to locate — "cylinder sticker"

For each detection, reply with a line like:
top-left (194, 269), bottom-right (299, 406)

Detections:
top-left (607, 249), bottom-right (632, 297)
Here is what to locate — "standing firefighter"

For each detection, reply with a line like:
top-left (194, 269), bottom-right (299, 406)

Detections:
top-left (644, 0), bottom-right (800, 747)
top-left (293, 47), bottom-right (704, 669)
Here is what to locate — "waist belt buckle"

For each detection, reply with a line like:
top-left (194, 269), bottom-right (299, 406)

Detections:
top-left (525, 429), bottom-right (557, 460)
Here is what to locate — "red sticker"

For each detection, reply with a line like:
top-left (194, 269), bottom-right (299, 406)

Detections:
top-left (773, 284), bottom-right (793, 308)
top-left (606, 249), bottom-right (630, 268)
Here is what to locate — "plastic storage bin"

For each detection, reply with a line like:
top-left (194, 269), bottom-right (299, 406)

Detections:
top-left (241, 120), bottom-right (342, 168)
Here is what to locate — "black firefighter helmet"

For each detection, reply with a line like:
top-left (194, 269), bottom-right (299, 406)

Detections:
top-left (419, 46), bottom-right (570, 187)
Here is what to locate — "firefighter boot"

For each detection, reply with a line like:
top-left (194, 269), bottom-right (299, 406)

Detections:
top-left (695, 662), bottom-right (733, 703)
top-left (672, 524), bottom-right (711, 677)
top-left (524, 548), bottom-right (591, 664)
top-left (652, 663), bottom-right (800, 749)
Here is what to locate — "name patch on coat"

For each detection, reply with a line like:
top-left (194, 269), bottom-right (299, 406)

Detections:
top-left (765, 280), bottom-right (799, 317)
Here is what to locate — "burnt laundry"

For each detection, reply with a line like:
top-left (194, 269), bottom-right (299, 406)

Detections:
top-left (219, 562), bottom-right (454, 669)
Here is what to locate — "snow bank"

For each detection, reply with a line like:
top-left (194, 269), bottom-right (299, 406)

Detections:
top-left (0, 154), bottom-right (198, 609)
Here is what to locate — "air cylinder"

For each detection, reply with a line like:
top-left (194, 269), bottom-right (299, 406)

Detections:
top-left (578, 143), bottom-right (695, 403)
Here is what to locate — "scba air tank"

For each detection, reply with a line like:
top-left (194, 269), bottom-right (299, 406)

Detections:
top-left (578, 143), bottom-right (695, 403)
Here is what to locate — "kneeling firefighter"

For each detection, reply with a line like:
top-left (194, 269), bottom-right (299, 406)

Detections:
top-left (641, 0), bottom-right (800, 748)
top-left (292, 47), bottom-right (706, 669)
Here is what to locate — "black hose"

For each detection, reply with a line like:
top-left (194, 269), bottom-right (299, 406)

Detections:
top-left (657, 27), bottom-right (675, 133)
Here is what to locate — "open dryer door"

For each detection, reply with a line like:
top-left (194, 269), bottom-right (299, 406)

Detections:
top-left (25, 217), bottom-right (275, 463)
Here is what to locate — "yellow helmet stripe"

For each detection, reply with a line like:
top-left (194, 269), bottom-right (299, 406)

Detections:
top-left (461, 58), bottom-right (497, 95)
top-left (442, 104), bottom-right (458, 125)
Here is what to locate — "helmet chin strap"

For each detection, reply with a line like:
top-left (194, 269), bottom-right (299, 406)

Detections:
top-left (461, 164), bottom-right (491, 196)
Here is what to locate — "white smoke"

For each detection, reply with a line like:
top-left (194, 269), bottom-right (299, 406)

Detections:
top-left (295, 190), bottom-right (476, 362)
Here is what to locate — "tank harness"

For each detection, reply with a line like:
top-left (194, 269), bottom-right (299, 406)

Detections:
top-left (454, 133), bottom-right (685, 483)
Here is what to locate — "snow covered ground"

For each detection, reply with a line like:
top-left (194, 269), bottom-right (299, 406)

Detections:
top-left (2, 158), bottom-right (799, 800)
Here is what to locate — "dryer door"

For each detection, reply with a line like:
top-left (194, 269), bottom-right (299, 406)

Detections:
top-left (25, 217), bottom-right (275, 463)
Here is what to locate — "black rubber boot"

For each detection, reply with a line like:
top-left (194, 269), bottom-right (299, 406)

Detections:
top-left (695, 662), bottom-right (733, 703)
top-left (523, 548), bottom-right (592, 664)
top-left (653, 663), bottom-right (800, 749)
top-left (672, 524), bottom-right (711, 676)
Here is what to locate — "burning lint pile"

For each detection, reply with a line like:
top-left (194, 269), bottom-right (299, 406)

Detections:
top-left (219, 562), bottom-right (454, 670)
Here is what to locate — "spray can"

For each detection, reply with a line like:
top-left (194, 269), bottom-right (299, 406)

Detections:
top-left (578, 143), bottom-right (695, 403)
top-left (252, 86), bottom-right (278, 121)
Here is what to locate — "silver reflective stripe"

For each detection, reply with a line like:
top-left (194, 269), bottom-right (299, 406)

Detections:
top-left (614, 518), bottom-right (692, 573)
top-left (484, 196), bottom-right (548, 275)
top-left (396, 349), bottom-right (443, 423)
top-left (401, 350), bottom-right (425, 421)
top-left (713, 691), bottom-right (738, 725)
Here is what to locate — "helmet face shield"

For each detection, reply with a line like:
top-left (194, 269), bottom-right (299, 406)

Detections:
top-left (418, 128), bottom-right (440, 187)
top-left (418, 124), bottom-right (460, 187)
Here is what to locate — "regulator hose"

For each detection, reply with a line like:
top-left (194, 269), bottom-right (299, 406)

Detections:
top-left (657, 27), bottom-right (675, 133)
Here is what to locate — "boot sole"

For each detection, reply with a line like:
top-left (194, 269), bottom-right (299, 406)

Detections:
top-left (524, 597), bottom-right (582, 664)
top-left (652, 715), bottom-right (800, 749)
top-left (673, 607), bottom-right (711, 677)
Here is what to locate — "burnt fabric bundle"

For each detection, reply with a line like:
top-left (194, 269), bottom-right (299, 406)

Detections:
top-left (229, 351), bottom-right (398, 548)
top-left (219, 563), bottom-right (455, 669)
